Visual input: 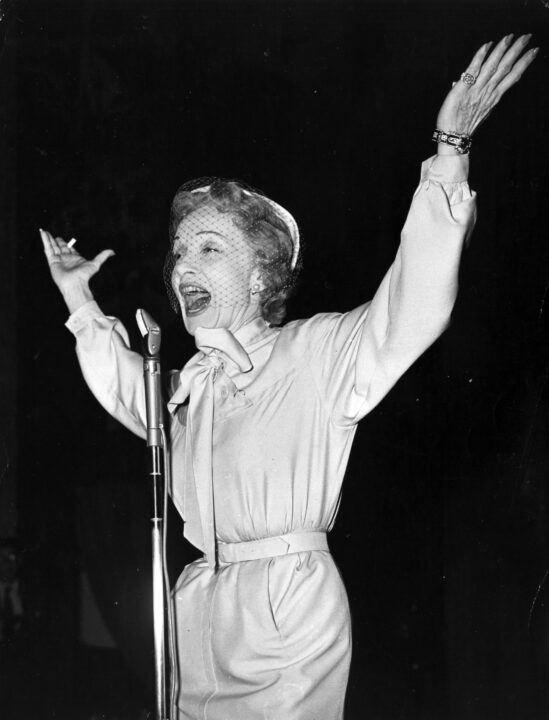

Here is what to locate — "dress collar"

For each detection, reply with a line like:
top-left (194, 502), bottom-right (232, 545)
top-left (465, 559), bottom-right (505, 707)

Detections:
top-left (168, 315), bottom-right (274, 411)
top-left (193, 315), bottom-right (271, 374)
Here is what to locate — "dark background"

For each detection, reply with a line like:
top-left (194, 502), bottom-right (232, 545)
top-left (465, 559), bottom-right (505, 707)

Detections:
top-left (2, 0), bottom-right (549, 718)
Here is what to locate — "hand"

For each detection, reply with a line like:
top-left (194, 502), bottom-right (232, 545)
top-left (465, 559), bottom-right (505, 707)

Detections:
top-left (436, 34), bottom-right (538, 142)
top-left (40, 229), bottom-right (115, 312)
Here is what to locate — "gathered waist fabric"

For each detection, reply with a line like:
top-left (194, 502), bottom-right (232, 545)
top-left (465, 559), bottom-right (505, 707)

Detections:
top-left (216, 530), bottom-right (329, 564)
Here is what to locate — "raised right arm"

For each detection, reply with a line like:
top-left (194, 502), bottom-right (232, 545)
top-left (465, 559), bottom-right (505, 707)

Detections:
top-left (41, 229), bottom-right (146, 439)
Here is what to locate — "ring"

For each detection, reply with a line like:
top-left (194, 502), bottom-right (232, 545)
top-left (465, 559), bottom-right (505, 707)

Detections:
top-left (460, 72), bottom-right (477, 86)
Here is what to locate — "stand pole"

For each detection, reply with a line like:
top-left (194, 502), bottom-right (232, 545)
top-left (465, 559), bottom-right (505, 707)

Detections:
top-left (150, 445), bottom-right (167, 720)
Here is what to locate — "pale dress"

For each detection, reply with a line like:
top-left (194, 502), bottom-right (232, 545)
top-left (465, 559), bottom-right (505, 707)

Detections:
top-left (66, 155), bottom-right (476, 720)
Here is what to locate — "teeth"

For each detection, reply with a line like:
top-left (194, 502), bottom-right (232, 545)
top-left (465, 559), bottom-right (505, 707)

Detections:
top-left (180, 284), bottom-right (207, 295)
top-left (177, 282), bottom-right (212, 316)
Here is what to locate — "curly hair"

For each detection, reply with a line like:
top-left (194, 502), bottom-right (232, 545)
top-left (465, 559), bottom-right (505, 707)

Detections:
top-left (164, 179), bottom-right (300, 326)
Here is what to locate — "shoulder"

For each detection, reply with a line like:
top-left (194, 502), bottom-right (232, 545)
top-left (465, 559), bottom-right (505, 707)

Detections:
top-left (281, 302), bottom-right (371, 340)
top-left (282, 310), bottom-right (344, 338)
top-left (276, 302), bottom-right (372, 357)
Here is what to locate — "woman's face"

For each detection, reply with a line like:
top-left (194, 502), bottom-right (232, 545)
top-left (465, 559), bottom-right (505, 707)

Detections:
top-left (171, 205), bottom-right (262, 335)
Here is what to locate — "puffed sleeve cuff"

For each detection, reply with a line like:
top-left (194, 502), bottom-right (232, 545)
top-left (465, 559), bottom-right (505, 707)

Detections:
top-left (420, 153), bottom-right (469, 183)
top-left (417, 154), bottom-right (473, 209)
top-left (65, 300), bottom-right (107, 335)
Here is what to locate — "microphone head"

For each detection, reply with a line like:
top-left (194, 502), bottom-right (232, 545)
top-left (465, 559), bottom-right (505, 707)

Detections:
top-left (136, 309), bottom-right (162, 355)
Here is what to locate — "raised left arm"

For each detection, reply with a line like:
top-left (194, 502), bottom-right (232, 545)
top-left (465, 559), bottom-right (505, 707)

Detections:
top-left (349, 35), bottom-right (538, 418)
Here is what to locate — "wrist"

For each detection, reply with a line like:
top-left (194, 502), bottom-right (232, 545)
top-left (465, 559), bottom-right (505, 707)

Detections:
top-left (61, 279), bottom-right (94, 315)
top-left (436, 142), bottom-right (461, 156)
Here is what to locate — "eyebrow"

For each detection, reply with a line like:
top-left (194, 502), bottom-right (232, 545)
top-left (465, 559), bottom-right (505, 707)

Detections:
top-left (173, 230), bottom-right (229, 243)
top-left (196, 230), bottom-right (229, 240)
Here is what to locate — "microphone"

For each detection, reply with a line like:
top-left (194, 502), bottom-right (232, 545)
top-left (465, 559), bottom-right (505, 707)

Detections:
top-left (136, 310), bottom-right (170, 716)
top-left (136, 309), bottom-right (163, 448)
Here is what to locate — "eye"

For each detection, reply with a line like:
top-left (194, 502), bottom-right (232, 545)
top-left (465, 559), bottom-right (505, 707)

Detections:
top-left (172, 244), bottom-right (185, 260)
top-left (202, 244), bottom-right (220, 255)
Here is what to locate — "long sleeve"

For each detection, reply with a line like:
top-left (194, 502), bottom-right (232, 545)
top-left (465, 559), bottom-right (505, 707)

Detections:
top-left (65, 301), bottom-right (147, 439)
top-left (303, 153), bottom-right (477, 426)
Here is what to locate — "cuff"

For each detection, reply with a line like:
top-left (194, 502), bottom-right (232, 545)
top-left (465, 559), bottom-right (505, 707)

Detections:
top-left (420, 153), bottom-right (469, 184)
top-left (65, 300), bottom-right (105, 335)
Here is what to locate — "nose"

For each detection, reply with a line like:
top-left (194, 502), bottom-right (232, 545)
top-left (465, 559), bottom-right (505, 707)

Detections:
top-left (171, 252), bottom-right (202, 294)
top-left (172, 247), bottom-right (200, 276)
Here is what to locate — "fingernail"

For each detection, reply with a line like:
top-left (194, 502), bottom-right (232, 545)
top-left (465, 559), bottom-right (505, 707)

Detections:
top-left (532, 47), bottom-right (540, 55)
top-left (506, 33), bottom-right (514, 43)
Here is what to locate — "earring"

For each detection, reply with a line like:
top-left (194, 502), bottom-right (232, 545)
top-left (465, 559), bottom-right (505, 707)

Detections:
top-left (251, 283), bottom-right (262, 296)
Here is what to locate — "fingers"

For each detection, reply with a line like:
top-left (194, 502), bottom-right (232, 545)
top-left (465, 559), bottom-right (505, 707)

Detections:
top-left (484, 34), bottom-right (534, 88)
top-left (40, 229), bottom-right (77, 256)
top-left (494, 46), bottom-right (538, 96)
top-left (39, 229), bottom-right (62, 264)
top-left (474, 34), bottom-right (517, 86)
top-left (54, 235), bottom-right (77, 254)
top-left (465, 34), bottom-right (537, 98)
top-left (462, 41), bottom-right (494, 82)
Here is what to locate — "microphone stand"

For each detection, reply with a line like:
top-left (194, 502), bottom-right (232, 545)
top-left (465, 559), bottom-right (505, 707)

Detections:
top-left (136, 309), bottom-right (170, 720)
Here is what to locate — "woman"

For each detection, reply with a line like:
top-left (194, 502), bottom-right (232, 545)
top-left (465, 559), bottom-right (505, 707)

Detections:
top-left (42, 35), bottom-right (536, 720)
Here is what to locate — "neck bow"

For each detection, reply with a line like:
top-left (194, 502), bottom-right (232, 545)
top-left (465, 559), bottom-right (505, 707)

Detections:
top-left (168, 327), bottom-right (252, 569)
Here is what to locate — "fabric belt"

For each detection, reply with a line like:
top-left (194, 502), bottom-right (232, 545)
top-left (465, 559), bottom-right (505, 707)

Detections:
top-left (217, 531), bottom-right (329, 564)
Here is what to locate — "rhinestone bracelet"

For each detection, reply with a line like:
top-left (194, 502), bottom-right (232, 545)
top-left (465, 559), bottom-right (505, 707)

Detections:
top-left (432, 129), bottom-right (472, 155)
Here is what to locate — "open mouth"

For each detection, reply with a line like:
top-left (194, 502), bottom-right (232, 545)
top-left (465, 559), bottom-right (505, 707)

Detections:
top-left (179, 284), bottom-right (212, 316)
